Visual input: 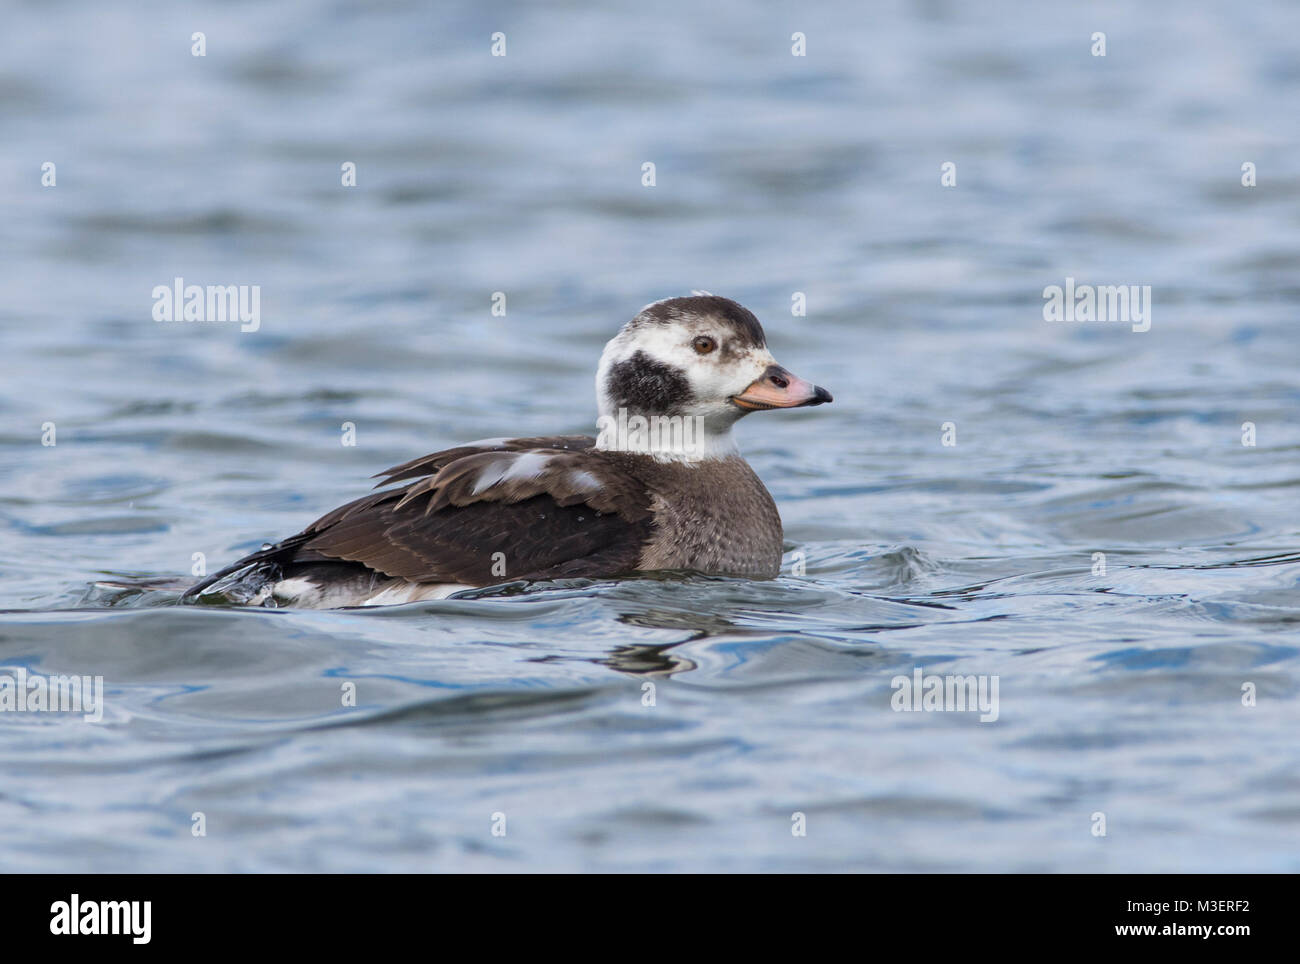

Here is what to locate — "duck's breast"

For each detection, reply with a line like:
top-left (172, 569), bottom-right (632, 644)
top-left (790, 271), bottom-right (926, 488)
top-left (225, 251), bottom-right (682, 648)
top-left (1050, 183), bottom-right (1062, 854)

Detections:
top-left (636, 456), bottom-right (783, 578)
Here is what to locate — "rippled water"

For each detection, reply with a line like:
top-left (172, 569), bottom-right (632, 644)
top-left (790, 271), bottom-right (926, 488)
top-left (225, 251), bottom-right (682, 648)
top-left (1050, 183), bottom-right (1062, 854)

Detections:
top-left (2, 0), bottom-right (1299, 871)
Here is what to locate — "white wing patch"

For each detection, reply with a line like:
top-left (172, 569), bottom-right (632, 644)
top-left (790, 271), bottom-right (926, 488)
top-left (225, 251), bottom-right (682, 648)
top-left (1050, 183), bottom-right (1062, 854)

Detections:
top-left (460, 437), bottom-right (512, 449)
top-left (567, 469), bottom-right (603, 492)
top-left (471, 451), bottom-right (552, 494)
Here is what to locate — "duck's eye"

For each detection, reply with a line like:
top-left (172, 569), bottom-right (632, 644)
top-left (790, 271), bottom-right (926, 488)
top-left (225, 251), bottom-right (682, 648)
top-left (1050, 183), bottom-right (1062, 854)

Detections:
top-left (692, 335), bottom-right (717, 355)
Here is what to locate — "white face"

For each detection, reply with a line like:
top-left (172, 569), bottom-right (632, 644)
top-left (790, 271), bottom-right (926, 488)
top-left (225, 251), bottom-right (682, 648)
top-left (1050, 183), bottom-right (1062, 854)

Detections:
top-left (595, 315), bottom-right (777, 434)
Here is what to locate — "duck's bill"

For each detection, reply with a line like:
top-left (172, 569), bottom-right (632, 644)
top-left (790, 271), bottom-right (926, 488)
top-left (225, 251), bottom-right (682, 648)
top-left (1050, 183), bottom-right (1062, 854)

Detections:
top-left (731, 367), bottom-right (833, 411)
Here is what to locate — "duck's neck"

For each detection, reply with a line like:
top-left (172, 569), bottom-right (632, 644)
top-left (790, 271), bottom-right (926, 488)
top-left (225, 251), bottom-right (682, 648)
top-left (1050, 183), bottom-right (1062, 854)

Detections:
top-left (594, 409), bottom-right (740, 463)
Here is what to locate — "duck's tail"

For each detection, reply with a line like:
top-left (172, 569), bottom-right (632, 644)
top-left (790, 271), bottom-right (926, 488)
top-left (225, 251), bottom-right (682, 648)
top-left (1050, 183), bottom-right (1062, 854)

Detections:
top-left (179, 535), bottom-right (308, 602)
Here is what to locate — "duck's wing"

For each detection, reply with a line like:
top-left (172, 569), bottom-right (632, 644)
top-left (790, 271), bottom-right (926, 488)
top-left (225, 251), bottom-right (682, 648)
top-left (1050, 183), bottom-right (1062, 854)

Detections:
top-left (181, 436), bottom-right (653, 599)
top-left (372, 435), bottom-right (597, 485)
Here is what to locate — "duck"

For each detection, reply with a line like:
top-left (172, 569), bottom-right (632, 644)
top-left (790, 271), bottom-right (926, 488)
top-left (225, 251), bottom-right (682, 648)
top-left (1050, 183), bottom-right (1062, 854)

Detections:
top-left (181, 295), bottom-right (832, 608)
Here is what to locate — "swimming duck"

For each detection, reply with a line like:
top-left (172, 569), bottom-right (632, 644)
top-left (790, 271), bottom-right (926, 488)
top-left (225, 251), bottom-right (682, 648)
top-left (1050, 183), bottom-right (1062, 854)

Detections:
top-left (182, 295), bottom-right (832, 607)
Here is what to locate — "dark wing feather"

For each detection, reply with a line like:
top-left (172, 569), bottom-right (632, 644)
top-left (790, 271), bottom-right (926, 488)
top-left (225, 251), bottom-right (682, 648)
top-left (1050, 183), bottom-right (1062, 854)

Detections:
top-left (182, 437), bottom-right (650, 599)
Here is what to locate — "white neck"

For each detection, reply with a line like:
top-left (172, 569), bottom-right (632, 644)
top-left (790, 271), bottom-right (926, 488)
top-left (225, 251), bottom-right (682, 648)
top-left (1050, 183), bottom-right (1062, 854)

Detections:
top-left (594, 409), bottom-right (739, 463)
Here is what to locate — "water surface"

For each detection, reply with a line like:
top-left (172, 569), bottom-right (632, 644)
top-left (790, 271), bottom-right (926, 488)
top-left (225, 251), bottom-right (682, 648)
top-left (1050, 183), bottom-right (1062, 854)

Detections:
top-left (1, 0), bottom-right (1298, 871)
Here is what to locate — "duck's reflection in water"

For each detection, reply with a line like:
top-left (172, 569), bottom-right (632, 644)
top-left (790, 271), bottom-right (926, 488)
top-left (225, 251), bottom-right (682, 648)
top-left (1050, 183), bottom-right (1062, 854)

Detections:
top-left (583, 605), bottom-right (772, 678)
top-left (595, 642), bottom-right (697, 677)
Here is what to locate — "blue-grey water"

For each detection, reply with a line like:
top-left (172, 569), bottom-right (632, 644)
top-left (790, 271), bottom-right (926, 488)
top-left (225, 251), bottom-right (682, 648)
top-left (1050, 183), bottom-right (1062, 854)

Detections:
top-left (2, 0), bottom-right (1298, 872)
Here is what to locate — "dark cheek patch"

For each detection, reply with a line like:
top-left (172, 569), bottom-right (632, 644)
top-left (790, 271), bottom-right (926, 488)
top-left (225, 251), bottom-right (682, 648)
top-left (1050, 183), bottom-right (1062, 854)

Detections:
top-left (607, 351), bottom-right (694, 416)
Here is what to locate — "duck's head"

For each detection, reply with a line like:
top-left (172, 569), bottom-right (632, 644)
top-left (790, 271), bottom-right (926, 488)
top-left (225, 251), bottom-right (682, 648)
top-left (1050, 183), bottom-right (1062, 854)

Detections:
top-left (595, 295), bottom-right (832, 459)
